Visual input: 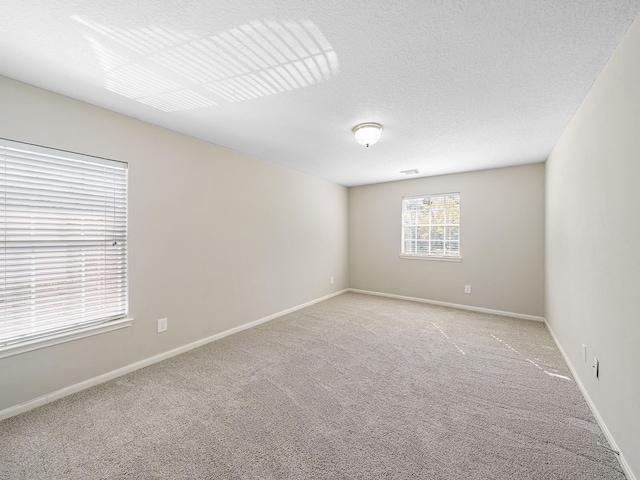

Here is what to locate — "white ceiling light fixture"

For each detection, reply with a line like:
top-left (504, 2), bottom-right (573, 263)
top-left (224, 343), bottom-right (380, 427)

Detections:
top-left (352, 122), bottom-right (383, 147)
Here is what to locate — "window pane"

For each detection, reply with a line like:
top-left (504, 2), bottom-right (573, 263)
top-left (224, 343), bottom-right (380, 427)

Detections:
top-left (403, 240), bottom-right (415, 254)
top-left (416, 240), bottom-right (430, 255)
top-left (0, 139), bottom-right (128, 348)
top-left (447, 208), bottom-right (460, 224)
top-left (431, 226), bottom-right (444, 241)
top-left (403, 226), bottom-right (417, 241)
top-left (430, 241), bottom-right (444, 255)
top-left (431, 208), bottom-right (445, 225)
top-left (445, 241), bottom-right (459, 255)
top-left (401, 193), bottom-right (460, 258)
top-left (402, 207), bottom-right (416, 225)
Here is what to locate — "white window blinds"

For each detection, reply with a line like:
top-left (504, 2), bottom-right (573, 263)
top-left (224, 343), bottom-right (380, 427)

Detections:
top-left (402, 193), bottom-right (460, 257)
top-left (1, 139), bottom-right (128, 348)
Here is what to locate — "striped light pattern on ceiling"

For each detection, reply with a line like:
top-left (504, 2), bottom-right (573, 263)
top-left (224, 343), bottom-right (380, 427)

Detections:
top-left (73, 16), bottom-right (340, 111)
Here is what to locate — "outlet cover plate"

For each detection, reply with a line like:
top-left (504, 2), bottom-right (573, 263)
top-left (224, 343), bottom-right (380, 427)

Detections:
top-left (157, 318), bottom-right (168, 333)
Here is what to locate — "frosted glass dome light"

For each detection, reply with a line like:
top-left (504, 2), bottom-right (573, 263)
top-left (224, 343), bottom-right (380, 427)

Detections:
top-left (352, 122), bottom-right (383, 147)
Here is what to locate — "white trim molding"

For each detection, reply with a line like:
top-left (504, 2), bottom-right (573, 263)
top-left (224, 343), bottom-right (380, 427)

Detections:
top-left (0, 289), bottom-right (348, 421)
top-left (544, 320), bottom-right (637, 480)
top-left (0, 318), bottom-right (134, 360)
top-left (399, 255), bottom-right (462, 262)
top-left (348, 288), bottom-right (545, 322)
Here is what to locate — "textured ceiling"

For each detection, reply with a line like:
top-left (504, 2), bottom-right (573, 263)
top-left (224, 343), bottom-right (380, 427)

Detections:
top-left (0, 1), bottom-right (638, 186)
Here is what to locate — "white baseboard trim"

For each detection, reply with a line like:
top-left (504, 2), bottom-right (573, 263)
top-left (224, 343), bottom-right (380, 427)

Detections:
top-left (544, 320), bottom-right (638, 480)
top-left (0, 289), bottom-right (348, 422)
top-left (544, 320), bottom-right (636, 480)
top-left (348, 289), bottom-right (545, 322)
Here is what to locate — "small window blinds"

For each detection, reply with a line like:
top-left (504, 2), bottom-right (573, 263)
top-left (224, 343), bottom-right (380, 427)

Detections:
top-left (1, 139), bottom-right (128, 348)
top-left (402, 193), bottom-right (460, 257)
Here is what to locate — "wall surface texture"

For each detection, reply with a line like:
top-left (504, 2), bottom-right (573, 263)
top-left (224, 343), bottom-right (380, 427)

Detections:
top-left (545, 15), bottom-right (640, 478)
top-left (0, 76), bottom-right (349, 411)
top-left (349, 164), bottom-right (545, 317)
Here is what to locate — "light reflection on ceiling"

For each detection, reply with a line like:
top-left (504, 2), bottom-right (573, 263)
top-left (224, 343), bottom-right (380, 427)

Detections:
top-left (73, 15), bottom-right (339, 112)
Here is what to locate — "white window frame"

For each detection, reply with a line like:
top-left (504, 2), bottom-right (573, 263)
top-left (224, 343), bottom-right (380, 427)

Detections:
top-left (0, 139), bottom-right (131, 359)
top-left (400, 192), bottom-right (461, 262)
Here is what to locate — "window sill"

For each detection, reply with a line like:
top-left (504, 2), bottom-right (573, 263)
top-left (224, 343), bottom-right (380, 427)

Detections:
top-left (0, 318), bottom-right (133, 360)
top-left (399, 255), bottom-right (462, 262)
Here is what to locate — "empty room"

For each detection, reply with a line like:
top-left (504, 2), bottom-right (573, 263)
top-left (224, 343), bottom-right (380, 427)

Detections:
top-left (1, 1), bottom-right (639, 479)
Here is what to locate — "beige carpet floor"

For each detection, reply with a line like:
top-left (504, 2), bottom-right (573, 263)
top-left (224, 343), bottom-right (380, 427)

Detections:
top-left (0, 292), bottom-right (625, 479)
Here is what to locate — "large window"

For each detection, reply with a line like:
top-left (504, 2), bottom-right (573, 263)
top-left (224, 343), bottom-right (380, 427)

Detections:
top-left (401, 193), bottom-right (460, 259)
top-left (1, 139), bottom-right (128, 355)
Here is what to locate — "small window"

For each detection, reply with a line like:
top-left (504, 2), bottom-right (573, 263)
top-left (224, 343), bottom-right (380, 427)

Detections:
top-left (1, 139), bottom-right (128, 352)
top-left (401, 193), bottom-right (460, 259)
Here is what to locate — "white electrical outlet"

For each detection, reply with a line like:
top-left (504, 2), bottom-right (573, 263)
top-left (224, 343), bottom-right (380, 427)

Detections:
top-left (330, 276), bottom-right (334, 285)
top-left (582, 344), bottom-right (586, 362)
top-left (593, 356), bottom-right (599, 378)
top-left (157, 317), bottom-right (168, 333)
top-left (464, 285), bottom-right (471, 294)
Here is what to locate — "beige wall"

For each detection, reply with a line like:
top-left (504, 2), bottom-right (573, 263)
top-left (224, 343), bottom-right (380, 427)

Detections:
top-left (546, 15), bottom-right (640, 478)
top-left (349, 164), bottom-right (545, 317)
top-left (0, 76), bottom-right (349, 411)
